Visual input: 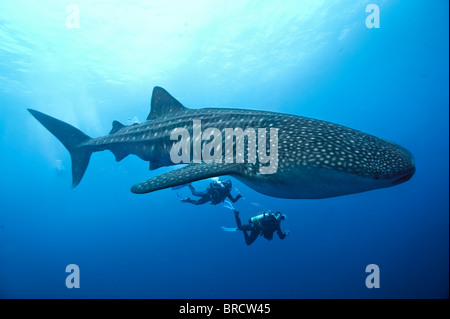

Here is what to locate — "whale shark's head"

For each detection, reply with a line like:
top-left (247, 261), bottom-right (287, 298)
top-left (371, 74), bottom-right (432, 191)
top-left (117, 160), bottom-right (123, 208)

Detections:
top-left (352, 138), bottom-right (415, 191)
top-left (238, 120), bottom-right (416, 199)
top-left (301, 133), bottom-right (415, 198)
top-left (299, 133), bottom-right (415, 198)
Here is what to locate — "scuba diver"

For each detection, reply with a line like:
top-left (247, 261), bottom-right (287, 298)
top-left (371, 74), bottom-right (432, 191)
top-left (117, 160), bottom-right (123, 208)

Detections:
top-left (231, 209), bottom-right (289, 246)
top-left (179, 179), bottom-right (242, 206)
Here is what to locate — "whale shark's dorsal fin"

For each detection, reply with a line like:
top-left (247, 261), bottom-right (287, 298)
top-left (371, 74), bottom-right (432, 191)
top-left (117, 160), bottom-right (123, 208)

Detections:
top-left (147, 87), bottom-right (187, 120)
top-left (109, 120), bottom-right (125, 134)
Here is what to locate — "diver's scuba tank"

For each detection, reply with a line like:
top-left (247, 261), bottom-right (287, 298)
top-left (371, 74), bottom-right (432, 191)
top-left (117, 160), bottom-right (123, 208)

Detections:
top-left (250, 212), bottom-right (270, 224)
top-left (250, 212), bottom-right (271, 236)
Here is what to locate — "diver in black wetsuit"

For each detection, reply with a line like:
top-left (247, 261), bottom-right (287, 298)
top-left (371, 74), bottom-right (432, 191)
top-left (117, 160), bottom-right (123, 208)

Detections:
top-left (179, 179), bottom-right (242, 205)
top-left (234, 210), bottom-right (289, 246)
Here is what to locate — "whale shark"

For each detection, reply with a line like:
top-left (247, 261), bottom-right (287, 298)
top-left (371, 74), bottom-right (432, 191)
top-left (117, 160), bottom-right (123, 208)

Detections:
top-left (28, 86), bottom-right (415, 199)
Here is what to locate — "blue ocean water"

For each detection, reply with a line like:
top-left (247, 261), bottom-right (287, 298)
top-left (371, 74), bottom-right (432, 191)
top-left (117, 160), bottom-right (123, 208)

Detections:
top-left (0, 0), bottom-right (448, 299)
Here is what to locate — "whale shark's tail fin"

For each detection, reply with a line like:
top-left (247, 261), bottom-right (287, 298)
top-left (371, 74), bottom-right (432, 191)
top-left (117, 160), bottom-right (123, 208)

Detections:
top-left (28, 109), bottom-right (92, 188)
top-left (131, 162), bottom-right (241, 194)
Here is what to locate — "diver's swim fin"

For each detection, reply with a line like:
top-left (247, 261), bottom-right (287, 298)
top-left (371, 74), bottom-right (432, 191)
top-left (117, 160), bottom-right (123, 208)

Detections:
top-left (131, 162), bottom-right (241, 194)
top-left (221, 226), bottom-right (238, 232)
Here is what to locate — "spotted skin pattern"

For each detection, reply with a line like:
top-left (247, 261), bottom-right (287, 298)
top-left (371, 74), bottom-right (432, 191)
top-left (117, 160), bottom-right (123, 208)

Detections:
top-left (28, 87), bottom-right (415, 199)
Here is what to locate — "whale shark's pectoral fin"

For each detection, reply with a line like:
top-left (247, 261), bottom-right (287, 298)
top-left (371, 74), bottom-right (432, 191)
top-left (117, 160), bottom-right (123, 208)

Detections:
top-left (131, 162), bottom-right (241, 194)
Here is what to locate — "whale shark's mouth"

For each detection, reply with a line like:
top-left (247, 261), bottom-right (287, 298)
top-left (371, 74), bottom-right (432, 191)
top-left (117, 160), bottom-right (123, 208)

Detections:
top-left (392, 167), bottom-right (416, 185)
